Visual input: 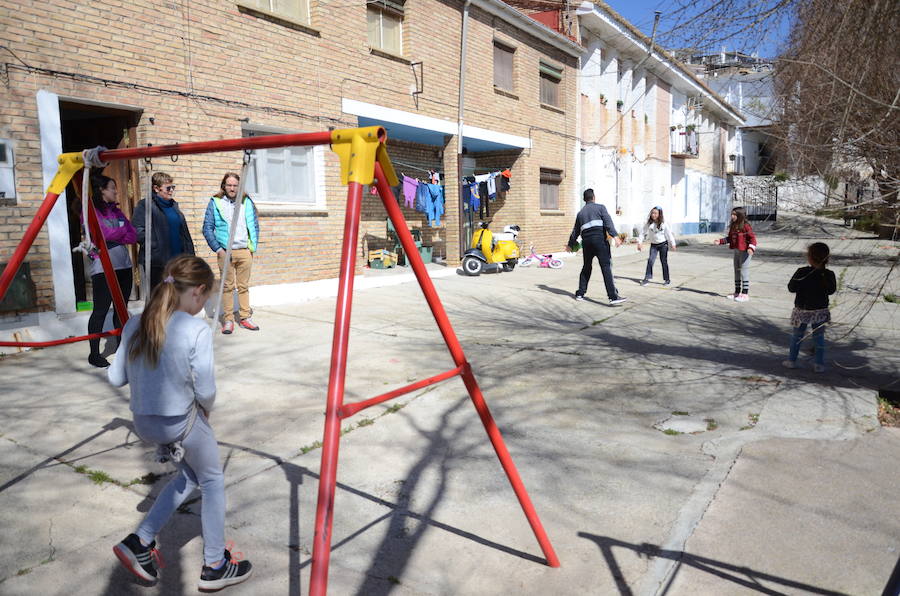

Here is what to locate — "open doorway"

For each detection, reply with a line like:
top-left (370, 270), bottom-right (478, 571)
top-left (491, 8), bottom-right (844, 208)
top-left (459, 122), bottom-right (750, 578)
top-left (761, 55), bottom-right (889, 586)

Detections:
top-left (59, 100), bottom-right (141, 305)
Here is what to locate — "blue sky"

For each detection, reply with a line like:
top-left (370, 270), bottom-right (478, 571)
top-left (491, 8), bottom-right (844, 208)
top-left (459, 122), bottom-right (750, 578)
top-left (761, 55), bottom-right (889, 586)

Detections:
top-left (603, 0), bottom-right (790, 58)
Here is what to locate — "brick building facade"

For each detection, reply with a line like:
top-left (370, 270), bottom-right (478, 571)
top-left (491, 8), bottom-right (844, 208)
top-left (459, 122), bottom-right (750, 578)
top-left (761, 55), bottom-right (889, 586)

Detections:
top-left (0, 0), bottom-right (581, 340)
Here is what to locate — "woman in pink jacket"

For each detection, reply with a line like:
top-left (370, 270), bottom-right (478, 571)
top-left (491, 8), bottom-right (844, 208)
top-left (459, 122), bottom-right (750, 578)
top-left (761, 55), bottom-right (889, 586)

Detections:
top-left (715, 206), bottom-right (758, 302)
top-left (87, 175), bottom-right (137, 367)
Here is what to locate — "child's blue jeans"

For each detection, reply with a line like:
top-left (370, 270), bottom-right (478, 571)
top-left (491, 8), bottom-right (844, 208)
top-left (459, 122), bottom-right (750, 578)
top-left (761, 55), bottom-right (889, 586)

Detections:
top-left (133, 412), bottom-right (225, 566)
top-left (788, 322), bottom-right (826, 365)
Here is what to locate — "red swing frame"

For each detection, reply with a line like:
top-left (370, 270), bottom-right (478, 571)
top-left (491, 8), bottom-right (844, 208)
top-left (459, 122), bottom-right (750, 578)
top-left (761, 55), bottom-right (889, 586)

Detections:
top-left (0, 127), bottom-right (559, 594)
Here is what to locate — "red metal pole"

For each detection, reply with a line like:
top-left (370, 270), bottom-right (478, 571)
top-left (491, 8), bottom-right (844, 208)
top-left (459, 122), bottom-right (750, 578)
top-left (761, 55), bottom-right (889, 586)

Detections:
top-left (338, 365), bottom-right (464, 419)
top-left (0, 191), bottom-right (62, 304)
top-left (97, 131), bottom-right (334, 162)
top-left (372, 163), bottom-right (560, 568)
top-left (0, 329), bottom-right (120, 348)
top-left (309, 181), bottom-right (364, 596)
top-left (81, 174), bottom-right (129, 326)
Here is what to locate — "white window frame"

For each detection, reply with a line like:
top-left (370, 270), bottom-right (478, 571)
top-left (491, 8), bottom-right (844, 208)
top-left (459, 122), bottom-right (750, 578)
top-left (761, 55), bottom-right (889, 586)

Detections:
top-left (237, 0), bottom-right (310, 26)
top-left (0, 139), bottom-right (17, 203)
top-left (367, 3), bottom-right (404, 55)
top-left (242, 126), bottom-right (325, 212)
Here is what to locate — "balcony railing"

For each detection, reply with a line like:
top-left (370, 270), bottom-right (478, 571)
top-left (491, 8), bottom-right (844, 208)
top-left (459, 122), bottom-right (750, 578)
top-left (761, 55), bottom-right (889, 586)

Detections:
top-left (727, 154), bottom-right (745, 175)
top-left (670, 129), bottom-right (699, 158)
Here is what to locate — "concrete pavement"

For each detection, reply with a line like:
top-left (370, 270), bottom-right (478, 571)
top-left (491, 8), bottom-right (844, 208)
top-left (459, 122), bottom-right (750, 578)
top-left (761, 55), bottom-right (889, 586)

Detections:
top-left (1, 213), bottom-right (898, 595)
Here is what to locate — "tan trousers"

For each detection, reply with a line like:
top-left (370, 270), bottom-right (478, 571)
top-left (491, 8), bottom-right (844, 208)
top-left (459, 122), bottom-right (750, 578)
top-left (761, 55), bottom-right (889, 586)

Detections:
top-left (217, 248), bottom-right (252, 322)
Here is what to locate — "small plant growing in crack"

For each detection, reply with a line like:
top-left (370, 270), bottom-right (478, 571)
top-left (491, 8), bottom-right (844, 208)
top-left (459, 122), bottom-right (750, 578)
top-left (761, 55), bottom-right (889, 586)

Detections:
top-left (385, 403), bottom-right (405, 414)
top-left (74, 464), bottom-right (114, 486)
top-left (299, 440), bottom-right (323, 455)
top-left (740, 412), bottom-right (760, 430)
top-left (357, 417), bottom-right (374, 427)
top-left (672, 411), bottom-right (689, 416)
top-left (663, 429), bottom-right (682, 436)
top-left (704, 418), bottom-right (718, 431)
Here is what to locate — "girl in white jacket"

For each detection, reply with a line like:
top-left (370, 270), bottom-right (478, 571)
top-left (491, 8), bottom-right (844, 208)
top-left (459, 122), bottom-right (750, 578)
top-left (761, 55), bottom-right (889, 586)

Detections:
top-left (637, 206), bottom-right (677, 286)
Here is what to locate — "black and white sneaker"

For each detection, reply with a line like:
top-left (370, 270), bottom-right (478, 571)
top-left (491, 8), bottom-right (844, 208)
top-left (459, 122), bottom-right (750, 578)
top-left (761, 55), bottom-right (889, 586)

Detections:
top-left (639, 279), bottom-right (649, 286)
top-left (574, 294), bottom-right (585, 301)
top-left (609, 296), bottom-right (628, 305)
top-left (113, 533), bottom-right (159, 582)
top-left (198, 550), bottom-right (252, 592)
top-left (663, 280), bottom-right (672, 287)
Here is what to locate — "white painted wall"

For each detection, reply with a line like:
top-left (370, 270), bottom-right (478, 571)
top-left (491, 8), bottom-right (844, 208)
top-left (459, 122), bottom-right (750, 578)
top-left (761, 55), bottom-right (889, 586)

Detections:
top-left (37, 90), bottom-right (76, 315)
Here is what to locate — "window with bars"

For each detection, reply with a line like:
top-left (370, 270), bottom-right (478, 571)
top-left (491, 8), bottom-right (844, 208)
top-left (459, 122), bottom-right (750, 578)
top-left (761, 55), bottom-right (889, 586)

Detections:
top-left (367, 1), bottom-right (404, 55)
top-left (242, 128), bottom-right (323, 209)
top-left (493, 41), bottom-right (515, 92)
top-left (539, 61), bottom-right (562, 108)
top-left (238, 0), bottom-right (310, 24)
top-left (539, 168), bottom-right (562, 210)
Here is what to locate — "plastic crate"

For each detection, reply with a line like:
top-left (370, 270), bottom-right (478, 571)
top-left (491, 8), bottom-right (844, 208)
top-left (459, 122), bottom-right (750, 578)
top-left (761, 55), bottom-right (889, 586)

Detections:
top-left (418, 245), bottom-right (433, 264)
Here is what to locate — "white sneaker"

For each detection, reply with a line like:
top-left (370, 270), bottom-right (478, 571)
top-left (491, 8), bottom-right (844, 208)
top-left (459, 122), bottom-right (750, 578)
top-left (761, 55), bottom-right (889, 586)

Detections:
top-left (574, 295), bottom-right (584, 301)
top-left (734, 294), bottom-right (750, 302)
top-left (782, 360), bottom-right (797, 369)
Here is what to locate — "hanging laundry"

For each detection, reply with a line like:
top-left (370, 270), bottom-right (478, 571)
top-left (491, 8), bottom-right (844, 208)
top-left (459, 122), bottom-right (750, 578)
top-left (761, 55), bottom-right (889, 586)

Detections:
top-left (499, 175), bottom-right (510, 193)
top-left (415, 182), bottom-right (430, 213)
top-left (425, 183), bottom-right (444, 227)
top-left (501, 169), bottom-right (512, 178)
top-left (401, 175), bottom-right (419, 209)
top-left (429, 170), bottom-right (440, 185)
top-left (486, 173), bottom-right (497, 200)
top-left (478, 181), bottom-right (490, 219)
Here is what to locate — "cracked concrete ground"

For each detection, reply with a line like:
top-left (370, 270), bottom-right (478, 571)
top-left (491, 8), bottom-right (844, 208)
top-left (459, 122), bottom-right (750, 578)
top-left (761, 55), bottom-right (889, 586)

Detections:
top-left (0, 213), bottom-right (898, 595)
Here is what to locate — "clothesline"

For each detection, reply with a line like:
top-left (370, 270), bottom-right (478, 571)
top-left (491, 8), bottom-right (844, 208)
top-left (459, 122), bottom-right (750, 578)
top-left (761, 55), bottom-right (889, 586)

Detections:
top-left (393, 160), bottom-right (441, 176)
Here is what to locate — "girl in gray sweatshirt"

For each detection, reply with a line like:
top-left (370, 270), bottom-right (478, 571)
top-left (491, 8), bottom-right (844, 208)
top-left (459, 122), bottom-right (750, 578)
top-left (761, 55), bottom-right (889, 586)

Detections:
top-left (108, 255), bottom-right (252, 592)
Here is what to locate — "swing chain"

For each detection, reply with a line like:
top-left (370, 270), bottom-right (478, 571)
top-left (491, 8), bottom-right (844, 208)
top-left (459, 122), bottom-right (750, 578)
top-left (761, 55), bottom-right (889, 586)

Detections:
top-left (243, 149), bottom-right (252, 166)
top-left (171, 154), bottom-right (178, 163)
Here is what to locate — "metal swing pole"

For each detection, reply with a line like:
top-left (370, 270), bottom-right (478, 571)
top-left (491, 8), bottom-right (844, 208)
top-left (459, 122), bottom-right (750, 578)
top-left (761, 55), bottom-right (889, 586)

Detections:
top-left (372, 161), bottom-right (560, 569)
top-left (209, 155), bottom-right (252, 331)
top-left (309, 178), bottom-right (365, 596)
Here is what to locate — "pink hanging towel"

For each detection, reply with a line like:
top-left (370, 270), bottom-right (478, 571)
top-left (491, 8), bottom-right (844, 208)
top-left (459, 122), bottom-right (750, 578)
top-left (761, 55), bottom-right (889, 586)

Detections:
top-left (402, 175), bottom-right (419, 209)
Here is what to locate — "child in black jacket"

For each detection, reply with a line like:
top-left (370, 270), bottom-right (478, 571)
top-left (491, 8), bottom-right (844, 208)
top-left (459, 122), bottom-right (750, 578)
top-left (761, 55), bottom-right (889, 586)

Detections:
top-left (783, 242), bottom-right (837, 372)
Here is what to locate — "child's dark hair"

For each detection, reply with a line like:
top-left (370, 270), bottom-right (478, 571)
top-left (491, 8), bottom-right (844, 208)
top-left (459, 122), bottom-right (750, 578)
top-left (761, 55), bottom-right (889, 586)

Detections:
top-left (129, 256), bottom-right (214, 367)
top-left (807, 242), bottom-right (830, 268)
top-left (89, 174), bottom-right (115, 211)
top-left (647, 206), bottom-right (664, 227)
top-left (729, 206), bottom-right (748, 234)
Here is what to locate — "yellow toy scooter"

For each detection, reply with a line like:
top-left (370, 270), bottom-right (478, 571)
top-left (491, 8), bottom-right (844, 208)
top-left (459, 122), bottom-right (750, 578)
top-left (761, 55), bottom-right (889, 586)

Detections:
top-left (462, 222), bottom-right (520, 275)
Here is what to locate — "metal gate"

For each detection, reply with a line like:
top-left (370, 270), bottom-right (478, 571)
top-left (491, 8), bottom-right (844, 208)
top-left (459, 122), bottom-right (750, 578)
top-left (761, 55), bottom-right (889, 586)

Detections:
top-left (733, 181), bottom-right (778, 222)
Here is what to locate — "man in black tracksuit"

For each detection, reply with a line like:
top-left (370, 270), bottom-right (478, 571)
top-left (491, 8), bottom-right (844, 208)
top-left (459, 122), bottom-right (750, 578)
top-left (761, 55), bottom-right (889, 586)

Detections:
top-left (566, 189), bottom-right (627, 305)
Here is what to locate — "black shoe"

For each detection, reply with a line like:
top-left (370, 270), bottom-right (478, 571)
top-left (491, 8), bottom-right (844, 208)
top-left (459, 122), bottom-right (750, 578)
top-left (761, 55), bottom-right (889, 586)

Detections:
top-left (198, 550), bottom-right (252, 592)
top-left (113, 533), bottom-right (159, 582)
top-left (89, 354), bottom-right (110, 368)
top-left (609, 296), bottom-right (628, 305)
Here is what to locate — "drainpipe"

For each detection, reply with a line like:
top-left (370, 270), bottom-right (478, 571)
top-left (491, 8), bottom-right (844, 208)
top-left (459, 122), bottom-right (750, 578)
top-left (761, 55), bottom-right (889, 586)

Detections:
top-left (457, 0), bottom-right (470, 258)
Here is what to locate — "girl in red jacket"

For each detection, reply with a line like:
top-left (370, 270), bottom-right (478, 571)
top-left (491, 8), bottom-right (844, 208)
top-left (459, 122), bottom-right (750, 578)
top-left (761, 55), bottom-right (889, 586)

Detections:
top-left (715, 207), bottom-right (757, 302)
